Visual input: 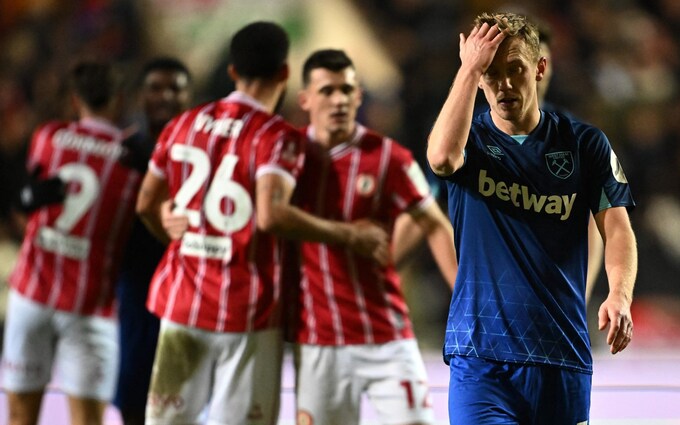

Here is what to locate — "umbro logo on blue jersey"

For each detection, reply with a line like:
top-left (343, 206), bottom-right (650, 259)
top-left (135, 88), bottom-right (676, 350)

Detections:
top-left (486, 145), bottom-right (504, 159)
top-left (546, 151), bottom-right (574, 179)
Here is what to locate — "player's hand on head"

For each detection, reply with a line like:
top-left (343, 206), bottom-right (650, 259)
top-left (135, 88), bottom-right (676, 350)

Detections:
top-left (598, 292), bottom-right (633, 355)
top-left (161, 199), bottom-right (189, 241)
top-left (459, 22), bottom-right (506, 74)
top-left (347, 219), bottom-right (390, 266)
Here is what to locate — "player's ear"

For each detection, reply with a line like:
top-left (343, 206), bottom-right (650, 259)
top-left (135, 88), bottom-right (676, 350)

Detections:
top-left (227, 64), bottom-right (238, 82)
top-left (70, 93), bottom-right (81, 113)
top-left (536, 56), bottom-right (547, 82)
top-left (275, 63), bottom-right (289, 83)
top-left (298, 89), bottom-right (309, 111)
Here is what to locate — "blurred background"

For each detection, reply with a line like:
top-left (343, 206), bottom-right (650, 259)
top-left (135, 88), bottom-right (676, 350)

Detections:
top-left (1, 0), bottom-right (680, 357)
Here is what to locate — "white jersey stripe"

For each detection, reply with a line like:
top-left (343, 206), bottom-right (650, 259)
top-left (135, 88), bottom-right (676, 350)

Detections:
top-left (148, 249), bottom-right (173, 310)
top-left (246, 262), bottom-right (258, 332)
top-left (270, 243), bottom-right (281, 329)
top-left (319, 244), bottom-right (344, 345)
top-left (344, 146), bottom-right (373, 341)
top-left (45, 135), bottom-right (68, 308)
top-left (346, 248), bottom-right (374, 344)
top-left (163, 255), bottom-right (186, 320)
top-left (373, 138), bottom-right (400, 338)
top-left (215, 262), bottom-right (231, 332)
top-left (371, 138), bottom-right (392, 217)
top-left (343, 149), bottom-right (360, 221)
top-left (301, 274), bottom-right (317, 344)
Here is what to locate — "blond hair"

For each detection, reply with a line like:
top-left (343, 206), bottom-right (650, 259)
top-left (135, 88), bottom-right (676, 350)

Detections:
top-left (475, 12), bottom-right (540, 62)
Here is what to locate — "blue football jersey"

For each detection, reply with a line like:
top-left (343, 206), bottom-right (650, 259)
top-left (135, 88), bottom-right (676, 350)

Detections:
top-left (439, 111), bottom-right (634, 373)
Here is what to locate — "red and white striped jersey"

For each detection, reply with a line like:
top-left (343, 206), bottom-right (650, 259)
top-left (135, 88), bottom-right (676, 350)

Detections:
top-left (147, 91), bottom-right (306, 332)
top-left (10, 117), bottom-right (142, 317)
top-left (292, 124), bottom-right (434, 345)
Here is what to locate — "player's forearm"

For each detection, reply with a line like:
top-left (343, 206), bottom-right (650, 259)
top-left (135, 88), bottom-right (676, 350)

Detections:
top-left (425, 219), bottom-right (457, 289)
top-left (585, 215), bottom-right (604, 304)
top-left (404, 203), bottom-right (457, 288)
top-left (138, 210), bottom-right (170, 245)
top-left (136, 172), bottom-right (171, 244)
top-left (427, 67), bottom-right (480, 176)
top-left (392, 214), bottom-right (425, 267)
top-left (136, 194), bottom-right (170, 244)
top-left (603, 224), bottom-right (637, 304)
top-left (260, 202), bottom-right (353, 245)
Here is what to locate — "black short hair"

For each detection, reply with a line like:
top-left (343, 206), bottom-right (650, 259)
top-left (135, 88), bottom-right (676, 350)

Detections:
top-left (302, 49), bottom-right (354, 86)
top-left (69, 60), bottom-right (120, 111)
top-left (139, 57), bottom-right (191, 86)
top-left (230, 21), bottom-right (289, 80)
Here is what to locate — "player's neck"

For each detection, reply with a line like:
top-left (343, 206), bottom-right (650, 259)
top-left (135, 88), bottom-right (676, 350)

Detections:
top-left (79, 107), bottom-right (116, 126)
top-left (313, 127), bottom-right (355, 149)
top-left (235, 80), bottom-right (284, 114)
top-left (491, 107), bottom-right (541, 136)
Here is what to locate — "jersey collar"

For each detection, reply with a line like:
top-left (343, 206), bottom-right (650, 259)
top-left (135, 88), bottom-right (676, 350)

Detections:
top-left (79, 116), bottom-right (120, 136)
top-left (225, 91), bottom-right (268, 112)
top-left (306, 123), bottom-right (366, 155)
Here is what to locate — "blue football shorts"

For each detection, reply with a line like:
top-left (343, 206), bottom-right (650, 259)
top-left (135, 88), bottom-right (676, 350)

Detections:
top-left (448, 355), bottom-right (591, 425)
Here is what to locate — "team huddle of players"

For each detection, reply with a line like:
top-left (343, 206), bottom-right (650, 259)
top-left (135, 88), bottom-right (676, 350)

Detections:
top-left (2, 21), bottom-right (454, 425)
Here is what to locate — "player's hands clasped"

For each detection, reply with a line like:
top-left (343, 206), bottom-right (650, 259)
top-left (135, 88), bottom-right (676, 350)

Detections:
top-left (160, 199), bottom-right (189, 241)
top-left (347, 219), bottom-right (390, 266)
top-left (598, 291), bottom-right (633, 355)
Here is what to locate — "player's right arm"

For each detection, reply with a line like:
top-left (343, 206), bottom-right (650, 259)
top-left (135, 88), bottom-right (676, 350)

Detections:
top-left (154, 169), bottom-right (390, 265)
top-left (594, 206), bottom-right (637, 355)
top-left (586, 214), bottom-right (604, 304)
top-left (407, 201), bottom-right (457, 289)
top-left (136, 171), bottom-right (171, 245)
top-left (427, 23), bottom-right (505, 176)
top-left (256, 172), bottom-right (389, 266)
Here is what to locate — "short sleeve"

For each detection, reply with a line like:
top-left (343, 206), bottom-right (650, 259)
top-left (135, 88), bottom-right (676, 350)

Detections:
top-left (255, 125), bottom-right (306, 187)
top-left (583, 127), bottom-right (635, 214)
top-left (386, 142), bottom-right (434, 215)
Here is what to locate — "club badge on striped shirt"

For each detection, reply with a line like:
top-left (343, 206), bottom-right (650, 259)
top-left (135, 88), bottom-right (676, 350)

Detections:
top-left (356, 174), bottom-right (376, 196)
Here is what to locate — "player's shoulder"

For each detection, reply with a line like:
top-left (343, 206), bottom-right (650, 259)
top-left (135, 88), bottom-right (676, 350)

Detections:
top-left (358, 125), bottom-right (414, 162)
top-left (256, 115), bottom-right (303, 146)
top-left (357, 126), bottom-right (389, 149)
top-left (369, 127), bottom-right (414, 160)
top-left (545, 111), bottom-right (606, 141)
top-left (29, 120), bottom-right (75, 149)
top-left (179, 100), bottom-right (216, 121)
top-left (268, 113), bottom-right (299, 133)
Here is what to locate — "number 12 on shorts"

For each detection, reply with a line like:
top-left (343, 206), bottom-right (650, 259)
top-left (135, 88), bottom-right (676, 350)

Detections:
top-left (400, 380), bottom-right (432, 409)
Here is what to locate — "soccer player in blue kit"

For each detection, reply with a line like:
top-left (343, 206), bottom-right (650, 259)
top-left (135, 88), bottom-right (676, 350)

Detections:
top-left (114, 57), bottom-right (192, 425)
top-left (427, 12), bottom-right (637, 425)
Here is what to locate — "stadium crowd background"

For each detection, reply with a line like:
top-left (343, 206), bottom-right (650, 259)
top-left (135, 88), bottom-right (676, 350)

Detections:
top-left (1, 0), bottom-right (679, 352)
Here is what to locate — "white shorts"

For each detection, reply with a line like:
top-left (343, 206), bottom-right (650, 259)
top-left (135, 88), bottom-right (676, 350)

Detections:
top-left (294, 339), bottom-right (434, 425)
top-left (146, 320), bottom-right (283, 425)
top-left (1, 289), bottom-right (118, 400)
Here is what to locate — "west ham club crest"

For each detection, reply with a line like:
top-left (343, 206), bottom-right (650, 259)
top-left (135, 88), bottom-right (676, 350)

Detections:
top-left (545, 151), bottom-right (574, 179)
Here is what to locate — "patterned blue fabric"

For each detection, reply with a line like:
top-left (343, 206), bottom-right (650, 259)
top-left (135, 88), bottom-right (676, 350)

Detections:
top-left (438, 111), bottom-right (635, 373)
